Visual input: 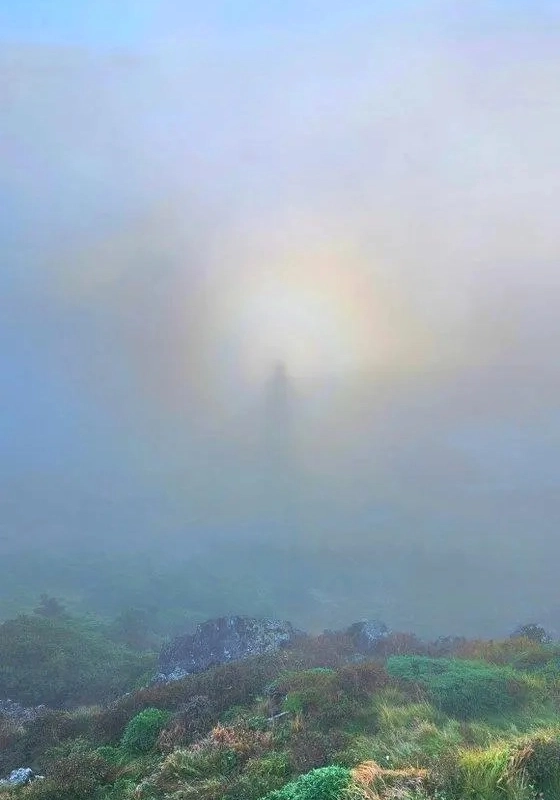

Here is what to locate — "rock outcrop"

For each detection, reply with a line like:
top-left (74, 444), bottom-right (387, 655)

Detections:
top-left (156, 615), bottom-right (395, 682)
top-left (0, 699), bottom-right (47, 723)
top-left (510, 623), bottom-right (552, 644)
top-left (346, 619), bottom-right (390, 654)
top-left (0, 768), bottom-right (41, 787)
top-left (157, 616), bottom-right (300, 682)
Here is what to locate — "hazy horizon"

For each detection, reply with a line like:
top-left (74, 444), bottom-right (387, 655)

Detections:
top-left (2, 1), bottom-right (560, 637)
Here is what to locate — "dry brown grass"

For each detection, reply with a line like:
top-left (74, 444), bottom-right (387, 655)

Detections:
top-left (291, 712), bottom-right (304, 734)
top-left (206, 723), bottom-right (272, 755)
top-left (156, 719), bottom-right (187, 752)
top-left (350, 760), bottom-right (428, 799)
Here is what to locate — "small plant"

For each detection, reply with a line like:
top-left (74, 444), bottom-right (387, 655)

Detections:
top-left (283, 693), bottom-right (304, 715)
top-left (120, 707), bottom-right (171, 754)
top-left (336, 661), bottom-right (390, 701)
top-left (96, 744), bottom-right (123, 764)
top-left (263, 764), bottom-right (351, 800)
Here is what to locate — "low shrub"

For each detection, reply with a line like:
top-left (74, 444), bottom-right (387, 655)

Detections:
top-left (25, 738), bottom-right (116, 800)
top-left (120, 707), bottom-right (171, 755)
top-left (0, 710), bottom-right (98, 776)
top-left (273, 666), bottom-right (382, 733)
top-left (150, 722), bottom-right (274, 797)
top-left (48, 743), bottom-right (115, 793)
top-left (0, 717), bottom-right (24, 751)
top-left (275, 669), bottom-right (340, 723)
top-left (263, 764), bottom-right (351, 800)
top-left (336, 661), bottom-right (390, 700)
top-left (387, 656), bottom-right (532, 719)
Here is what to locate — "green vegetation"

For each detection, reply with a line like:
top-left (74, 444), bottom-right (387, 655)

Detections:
top-left (121, 708), bottom-right (171, 755)
top-left (0, 613), bottom-right (156, 707)
top-left (386, 656), bottom-right (534, 719)
top-left (1, 612), bottom-right (560, 799)
top-left (263, 765), bottom-right (351, 800)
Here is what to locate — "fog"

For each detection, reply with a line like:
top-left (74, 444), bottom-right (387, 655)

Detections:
top-left (2, 2), bottom-right (560, 637)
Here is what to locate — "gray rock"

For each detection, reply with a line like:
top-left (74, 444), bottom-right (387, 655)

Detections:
top-left (510, 623), bottom-right (552, 644)
top-left (0, 768), bottom-right (38, 786)
top-left (0, 699), bottom-right (47, 723)
top-left (153, 666), bottom-right (189, 684)
top-left (158, 616), bottom-right (299, 681)
top-left (346, 619), bottom-right (390, 654)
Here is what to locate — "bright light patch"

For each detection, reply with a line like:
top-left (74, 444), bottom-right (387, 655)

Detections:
top-left (236, 278), bottom-right (366, 379)
top-left (212, 239), bottom-right (414, 385)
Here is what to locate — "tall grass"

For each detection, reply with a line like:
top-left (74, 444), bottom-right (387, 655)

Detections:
top-left (457, 744), bottom-right (533, 800)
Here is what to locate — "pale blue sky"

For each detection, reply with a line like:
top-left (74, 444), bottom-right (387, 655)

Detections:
top-left (2, 1), bottom-right (558, 46)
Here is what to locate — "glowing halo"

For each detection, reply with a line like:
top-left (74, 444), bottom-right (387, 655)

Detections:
top-left (210, 240), bottom-right (426, 386)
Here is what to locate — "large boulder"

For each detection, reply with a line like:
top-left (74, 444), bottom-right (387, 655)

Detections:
top-left (157, 616), bottom-right (300, 682)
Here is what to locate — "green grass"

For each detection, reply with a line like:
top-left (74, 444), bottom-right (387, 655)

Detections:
top-left (456, 744), bottom-right (532, 800)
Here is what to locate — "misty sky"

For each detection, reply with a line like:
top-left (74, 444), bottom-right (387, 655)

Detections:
top-left (2, 2), bottom-right (560, 630)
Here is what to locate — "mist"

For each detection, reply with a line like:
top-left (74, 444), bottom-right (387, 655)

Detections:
top-left (2, 1), bottom-right (560, 637)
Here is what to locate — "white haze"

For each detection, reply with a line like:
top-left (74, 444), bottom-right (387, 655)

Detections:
top-left (1, 2), bottom-right (560, 635)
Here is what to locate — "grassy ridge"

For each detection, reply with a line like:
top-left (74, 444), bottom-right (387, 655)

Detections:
top-left (1, 629), bottom-right (560, 798)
